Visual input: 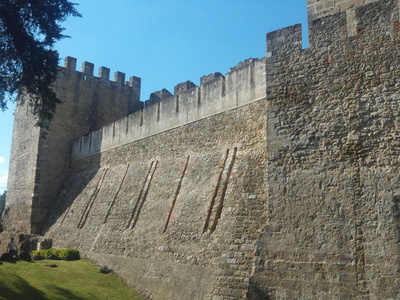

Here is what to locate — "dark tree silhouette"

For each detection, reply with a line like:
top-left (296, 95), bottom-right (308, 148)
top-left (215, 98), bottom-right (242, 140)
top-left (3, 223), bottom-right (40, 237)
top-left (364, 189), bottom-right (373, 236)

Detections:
top-left (0, 0), bottom-right (80, 127)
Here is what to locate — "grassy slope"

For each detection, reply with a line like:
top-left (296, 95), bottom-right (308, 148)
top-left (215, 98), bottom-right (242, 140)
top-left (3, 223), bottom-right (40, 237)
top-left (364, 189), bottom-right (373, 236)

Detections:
top-left (0, 259), bottom-right (148, 300)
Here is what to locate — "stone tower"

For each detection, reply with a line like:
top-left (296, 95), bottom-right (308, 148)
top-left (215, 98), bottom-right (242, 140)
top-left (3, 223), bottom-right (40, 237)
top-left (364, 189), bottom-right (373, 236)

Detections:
top-left (3, 57), bottom-right (142, 234)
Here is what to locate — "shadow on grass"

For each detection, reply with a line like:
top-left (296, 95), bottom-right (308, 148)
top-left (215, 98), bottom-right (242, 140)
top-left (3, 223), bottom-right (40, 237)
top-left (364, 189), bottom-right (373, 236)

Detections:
top-left (45, 286), bottom-right (92, 300)
top-left (0, 273), bottom-right (85, 300)
top-left (0, 273), bottom-right (47, 300)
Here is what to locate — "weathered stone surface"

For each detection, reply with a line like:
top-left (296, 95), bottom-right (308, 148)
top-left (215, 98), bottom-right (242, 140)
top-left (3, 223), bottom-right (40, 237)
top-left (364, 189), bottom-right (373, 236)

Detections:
top-left (3, 0), bottom-right (400, 299)
top-left (3, 61), bottom-right (143, 234)
top-left (38, 239), bottom-right (53, 250)
top-left (18, 234), bottom-right (38, 253)
top-left (252, 1), bottom-right (400, 299)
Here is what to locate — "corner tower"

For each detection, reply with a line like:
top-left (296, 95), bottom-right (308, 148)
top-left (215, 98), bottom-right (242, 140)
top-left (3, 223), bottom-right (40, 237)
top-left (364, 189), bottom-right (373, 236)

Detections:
top-left (3, 57), bottom-right (142, 234)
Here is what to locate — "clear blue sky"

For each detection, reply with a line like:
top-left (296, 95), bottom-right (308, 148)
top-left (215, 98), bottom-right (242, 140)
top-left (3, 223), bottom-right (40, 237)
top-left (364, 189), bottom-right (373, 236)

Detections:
top-left (0, 0), bottom-right (308, 193)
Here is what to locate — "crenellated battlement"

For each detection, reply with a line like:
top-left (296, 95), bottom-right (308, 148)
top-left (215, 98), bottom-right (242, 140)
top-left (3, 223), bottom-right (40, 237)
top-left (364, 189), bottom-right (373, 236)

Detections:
top-left (263, 0), bottom-right (400, 59)
top-left (307, 0), bottom-right (382, 22)
top-left (71, 0), bottom-right (400, 161)
top-left (72, 57), bottom-right (266, 159)
top-left (56, 56), bottom-right (143, 132)
top-left (306, 0), bottom-right (397, 40)
top-left (308, 0), bottom-right (399, 46)
top-left (266, 24), bottom-right (302, 58)
top-left (62, 56), bottom-right (141, 88)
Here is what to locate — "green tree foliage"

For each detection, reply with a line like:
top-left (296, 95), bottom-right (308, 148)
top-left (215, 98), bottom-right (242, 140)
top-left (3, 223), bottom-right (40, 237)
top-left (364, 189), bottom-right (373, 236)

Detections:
top-left (0, 190), bottom-right (6, 218)
top-left (0, 0), bottom-right (80, 127)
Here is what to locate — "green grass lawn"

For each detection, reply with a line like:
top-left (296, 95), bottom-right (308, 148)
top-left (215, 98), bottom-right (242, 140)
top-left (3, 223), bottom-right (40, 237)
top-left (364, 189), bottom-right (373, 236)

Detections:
top-left (0, 259), bottom-right (148, 300)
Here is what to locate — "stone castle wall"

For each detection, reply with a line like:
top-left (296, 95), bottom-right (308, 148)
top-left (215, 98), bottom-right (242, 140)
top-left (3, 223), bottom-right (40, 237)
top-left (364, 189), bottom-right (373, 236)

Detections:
top-left (4, 58), bottom-right (142, 233)
top-left (43, 40), bottom-right (268, 300)
top-left (4, 0), bottom-right (400, 299)
top-left (252, 0), bottom-right (400, 298)
top-left (46, 98), bottom-right (268, 299)
top-left (71, 58), bottom-right (266, 161)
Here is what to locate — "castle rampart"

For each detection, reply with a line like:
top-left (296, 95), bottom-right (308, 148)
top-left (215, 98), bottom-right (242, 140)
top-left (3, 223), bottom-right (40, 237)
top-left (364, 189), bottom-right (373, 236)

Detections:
top-left (3, 0), bottom-right (400, 299)
top-left (72, 57), bottom-right (266, 160)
